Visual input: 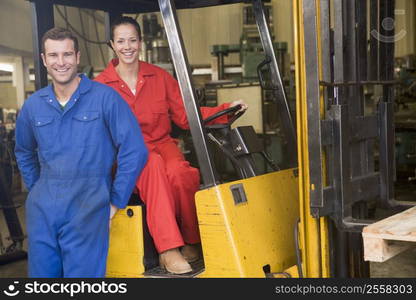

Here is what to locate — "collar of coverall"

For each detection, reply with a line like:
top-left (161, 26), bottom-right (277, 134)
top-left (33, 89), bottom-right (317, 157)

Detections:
top-left (101, 58), bottom-right (156, 84)
top-left (39, 73), bottom-right (91, 98)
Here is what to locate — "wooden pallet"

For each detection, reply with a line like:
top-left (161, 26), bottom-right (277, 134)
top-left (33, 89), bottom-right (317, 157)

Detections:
top-left (362, 206), bottom-right (416, 262)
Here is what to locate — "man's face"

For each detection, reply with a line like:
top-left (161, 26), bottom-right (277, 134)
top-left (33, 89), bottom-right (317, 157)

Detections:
top-left (41, 38), bottom-right (80, 86)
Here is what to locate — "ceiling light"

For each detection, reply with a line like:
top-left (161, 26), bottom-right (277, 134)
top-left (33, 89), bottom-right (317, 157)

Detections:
top-left (0, 63), bottom-right (14, 72)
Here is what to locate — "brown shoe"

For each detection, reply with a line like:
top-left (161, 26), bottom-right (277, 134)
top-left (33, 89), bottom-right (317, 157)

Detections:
top-left (181, 244), bottom-right (201, 263)
top-left (159, 248), bottom-right (192, 274)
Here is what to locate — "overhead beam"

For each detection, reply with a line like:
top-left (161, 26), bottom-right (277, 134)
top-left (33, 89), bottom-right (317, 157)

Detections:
top-left (29, 0), bottom-right (249, 14)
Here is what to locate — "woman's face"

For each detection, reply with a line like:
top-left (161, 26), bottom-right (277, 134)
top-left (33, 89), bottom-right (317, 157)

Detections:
top-left (111, 23), bottom-right (141, 65)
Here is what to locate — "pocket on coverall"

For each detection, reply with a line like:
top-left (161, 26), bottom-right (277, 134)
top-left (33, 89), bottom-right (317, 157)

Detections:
top-left (72, 111), bottom-right (100, 147)
top-left (33, 116), bottom-right (55, 150)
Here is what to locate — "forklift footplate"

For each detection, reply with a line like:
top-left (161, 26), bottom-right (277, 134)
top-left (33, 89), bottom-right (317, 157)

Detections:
top-left (143, 259), bottom-right (205, 278)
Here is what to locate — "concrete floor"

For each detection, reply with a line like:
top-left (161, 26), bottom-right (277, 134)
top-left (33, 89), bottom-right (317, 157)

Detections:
top-left (370, 248), bottom-right (416, 278)
top-left (1, 192), bottom-right (416, 278)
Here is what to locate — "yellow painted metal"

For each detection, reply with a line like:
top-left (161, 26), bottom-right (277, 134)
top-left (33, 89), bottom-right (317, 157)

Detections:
top-left (293, 0), bottom-right (307, 278)
top-left (293, 0), bottom-right (330, 277)
top-left (320, 217), bottom-right (330, 277)
top-left (106, 206), bottom-right (145, 278)
top-left (195, 169), bottom-right (299, 277)
top-left (281, 264), bottom-right (300, 278)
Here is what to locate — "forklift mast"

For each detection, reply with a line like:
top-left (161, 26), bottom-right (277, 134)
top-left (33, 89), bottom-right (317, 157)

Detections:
top-left (296, 0), bottom-right (412, 277)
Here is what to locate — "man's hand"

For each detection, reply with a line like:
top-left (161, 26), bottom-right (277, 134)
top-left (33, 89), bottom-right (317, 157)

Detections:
top-left (230, 99), bottom-right (248, 113)
top-left (109, 204), bottom-right (118, 229)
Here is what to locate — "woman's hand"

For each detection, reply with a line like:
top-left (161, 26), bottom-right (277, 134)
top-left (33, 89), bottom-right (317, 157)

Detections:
top-left (230, 99), bottom-right (248, 113)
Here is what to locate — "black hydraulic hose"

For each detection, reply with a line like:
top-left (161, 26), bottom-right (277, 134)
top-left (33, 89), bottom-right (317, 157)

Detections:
top-left (56, 6), bottom-right (107, 45)
top-left (82, 9), bottom-right (104, 24)
top-left (78, 8), bottom-right (92, 66)
top-left (63, 6), bottom-right (70, 30)
top-left (92, 11), bottom-right (107, 67)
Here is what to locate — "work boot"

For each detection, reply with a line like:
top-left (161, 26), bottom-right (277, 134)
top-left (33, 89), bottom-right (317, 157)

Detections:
top-left (181, 243), bottom-right (201, 263)
top-left (159, 248), bottom-right (192, 274)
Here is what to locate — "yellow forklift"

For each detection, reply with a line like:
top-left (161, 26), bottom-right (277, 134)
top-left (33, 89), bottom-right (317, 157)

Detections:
top-left (29, 0), bottom-right (409, 278)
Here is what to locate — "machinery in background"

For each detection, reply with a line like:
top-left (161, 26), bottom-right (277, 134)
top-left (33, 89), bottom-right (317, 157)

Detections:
top-left (0, 108), bottom-right (18, 192)
top-left (395, 54), bottom-right (416, 105)
top-left (0, 165), bottom-right (26, 265)
top-left (141, 13), bottom-right (174, 75)
top-left (0, 108), bottom-right (27, 265)
top-left (210, 3), bottom-right (289, 83)
top-left (202, 3), bottom-right (295, 179)
top-left (393, 55), bottom-right (416, 198)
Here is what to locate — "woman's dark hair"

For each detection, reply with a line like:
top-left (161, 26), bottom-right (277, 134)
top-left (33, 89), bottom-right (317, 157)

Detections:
top-left (110, 16), bottom-right (142, 41)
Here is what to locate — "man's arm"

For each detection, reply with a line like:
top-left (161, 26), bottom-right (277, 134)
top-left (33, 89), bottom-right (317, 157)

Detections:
top-left (14, 106), bottom-right (40, 190)
top-left (104, 90), bottom-right (148, 209)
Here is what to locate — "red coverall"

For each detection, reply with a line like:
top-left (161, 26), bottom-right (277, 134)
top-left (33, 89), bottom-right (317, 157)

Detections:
top-left (95, 59), bottom-right (230, 252)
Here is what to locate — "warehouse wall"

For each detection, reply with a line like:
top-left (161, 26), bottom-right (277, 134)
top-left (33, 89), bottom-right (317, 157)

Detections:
top-left (0, 82), bottom-right (18, 109)
top-left (53, 6), bottom-right (109, 70)
top-left (175, 0), bottom-right (415, 65)
top-left (177, 4), bottom-right (243, 66)
top-left (0, 1), bottom-right (108, 69)
top-left (0, 0), bottom-right (414, 75)
top-left (172, 0), bottom-right (294, 65)
top-left (0, 0), bottom-right (33, 55)
top-left (395, 0), bottom-right (415, 57)
top-left (272, 0), bottom-right (294, 61)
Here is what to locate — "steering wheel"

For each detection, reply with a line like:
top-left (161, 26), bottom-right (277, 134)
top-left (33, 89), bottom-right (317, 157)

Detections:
top-left (202, 104), bottom-right (245, 128)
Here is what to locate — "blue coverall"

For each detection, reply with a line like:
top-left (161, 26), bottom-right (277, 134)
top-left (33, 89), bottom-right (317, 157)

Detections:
top-left (15, 74), bottom-right (148, 278)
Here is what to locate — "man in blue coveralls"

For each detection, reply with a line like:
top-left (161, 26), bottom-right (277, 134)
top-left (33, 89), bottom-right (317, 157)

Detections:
top-left (15, 27), bottom-right (148, 278)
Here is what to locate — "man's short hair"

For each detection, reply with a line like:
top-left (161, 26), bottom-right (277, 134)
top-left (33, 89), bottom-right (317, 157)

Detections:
top-left (41, 27), bottom-right (79, 53)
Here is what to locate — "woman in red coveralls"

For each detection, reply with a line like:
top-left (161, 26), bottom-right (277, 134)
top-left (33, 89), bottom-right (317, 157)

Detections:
top-left (95, 16), bottom-right (247, 274)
